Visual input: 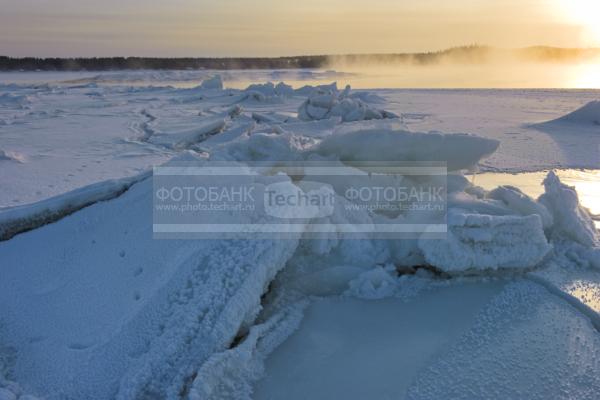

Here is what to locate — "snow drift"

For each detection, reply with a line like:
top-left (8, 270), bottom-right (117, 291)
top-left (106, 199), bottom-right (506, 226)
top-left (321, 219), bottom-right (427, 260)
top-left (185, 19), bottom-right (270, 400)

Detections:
top-left (541, 100), bottom-right (600, 126)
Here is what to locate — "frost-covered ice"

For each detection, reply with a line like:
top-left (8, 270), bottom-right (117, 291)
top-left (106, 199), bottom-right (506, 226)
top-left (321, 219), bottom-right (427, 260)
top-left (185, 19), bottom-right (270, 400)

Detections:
top-left (252, 279), bottom-right (600, 400)
top-left (298, 84), bottom-right (398, 122)
top-left (404, 281), bottom-right (600, 400)
top-left (419, 212), bottom-right (551, 272)
top-left (0, 71), bottom-right (599, 399)
top-left (254, 281), bottom-right (507, 400)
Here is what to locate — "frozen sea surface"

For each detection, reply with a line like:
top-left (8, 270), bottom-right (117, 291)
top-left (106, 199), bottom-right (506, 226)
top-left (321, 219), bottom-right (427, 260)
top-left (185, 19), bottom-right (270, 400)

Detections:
top-left (0, 71), bottom-right (599, 399)
top-left (0, 71), bottom-right (599, 207)
top-left (254, 281), bottom-right (507, 400)
top-left (254, 280), bottom-right (600, 400)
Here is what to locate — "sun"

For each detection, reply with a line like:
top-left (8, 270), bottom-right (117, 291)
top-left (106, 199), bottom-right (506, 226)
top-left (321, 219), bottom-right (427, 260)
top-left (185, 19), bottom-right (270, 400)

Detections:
top-left (555, 0), bottom-right (600, 45)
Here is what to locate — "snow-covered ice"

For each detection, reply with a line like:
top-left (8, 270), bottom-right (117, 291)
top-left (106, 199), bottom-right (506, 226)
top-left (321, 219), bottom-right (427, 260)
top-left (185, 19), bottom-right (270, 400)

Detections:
top-left (0, 177), bottom-right (299, 399)
top-left (539, 100), bottom-right (600, 126)
top-left (0, 71), bottom-right (599, 399)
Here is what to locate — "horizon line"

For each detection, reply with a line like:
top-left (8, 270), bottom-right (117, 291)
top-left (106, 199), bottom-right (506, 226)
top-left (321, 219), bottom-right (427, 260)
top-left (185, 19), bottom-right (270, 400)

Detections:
top-left (3, 45), bottom-right (600, 60)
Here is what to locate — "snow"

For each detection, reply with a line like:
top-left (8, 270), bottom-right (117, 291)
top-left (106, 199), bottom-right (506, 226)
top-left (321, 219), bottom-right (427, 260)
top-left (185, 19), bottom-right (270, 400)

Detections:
top-left (540, 100), bottom-right (600, 126)
top-left (0, 149), bottom-right (25, 163)
top-left (1, 77), bottom-right (598, 207)
top-left (0, 171), bottom-right (150, 240)
top-left (0, 177), bottom-right (300, 399)
top-left (0, 71), bottom-right (599, 399)
top-left (188, 301), bottom-right (308, 400)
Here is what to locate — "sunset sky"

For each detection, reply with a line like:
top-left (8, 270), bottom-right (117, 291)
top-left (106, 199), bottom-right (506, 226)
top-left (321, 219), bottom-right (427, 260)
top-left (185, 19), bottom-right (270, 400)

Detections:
top-left (1, 0), bottom-right (599, 57)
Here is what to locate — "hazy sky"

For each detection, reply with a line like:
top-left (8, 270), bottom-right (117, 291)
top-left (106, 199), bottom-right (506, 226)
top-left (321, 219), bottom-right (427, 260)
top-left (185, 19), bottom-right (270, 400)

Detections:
top-left (1, 0), bottom-right (599, 57)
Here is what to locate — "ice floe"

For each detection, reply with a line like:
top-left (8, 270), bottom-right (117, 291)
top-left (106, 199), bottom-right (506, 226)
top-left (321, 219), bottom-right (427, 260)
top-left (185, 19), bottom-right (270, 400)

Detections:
top-left (298, 85), bottom-right (398, 122)
top-left (419, 212), bottom-right (551, 273)
top-left (539, 171), bottom-right (599, 246)
top-left (199, 75), bottom-right (224, 90)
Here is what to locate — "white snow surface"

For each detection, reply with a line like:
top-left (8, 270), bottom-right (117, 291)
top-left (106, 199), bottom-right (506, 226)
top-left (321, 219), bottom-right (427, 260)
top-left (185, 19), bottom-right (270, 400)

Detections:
top-left (0, 71), bottom-right (599, 399)
top-left (0, 177), bottom-right (299, 399)
top-left (1, 76), bottom-right (599, 207)
top-left (541, 100), bottom-right (600, 126)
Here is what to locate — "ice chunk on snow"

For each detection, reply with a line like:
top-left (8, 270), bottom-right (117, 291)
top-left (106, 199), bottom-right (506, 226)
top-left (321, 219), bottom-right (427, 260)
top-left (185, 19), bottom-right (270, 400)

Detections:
top-left (0, 170), bottom-right (150, 241)
top-left (244, 82), bottom-right (294, 98)
top-left (0, 93), bottom-right (31, 109)
top-left (314, 127), bottom-right (499, 171)
top-left (294, 82), bottom-right (338, 97)
top-left (0, 149), bottom-right (25, 163)
top-left (539, 171), bottom-right (599, 246)
top-left (419, 211), bottom-right (551, 273)
top-left (209, 132), bottom-right (306, 163)
top-left (149, 117), bottom-right (226, 149)
top-left (298, 86), bottom-right (397, 123)
top-left (200, 75), bottom-right (223, 90)
top-left (346, 265), bottom-right (399, 299)
top-left (487, 185), bottom-right (553, 229)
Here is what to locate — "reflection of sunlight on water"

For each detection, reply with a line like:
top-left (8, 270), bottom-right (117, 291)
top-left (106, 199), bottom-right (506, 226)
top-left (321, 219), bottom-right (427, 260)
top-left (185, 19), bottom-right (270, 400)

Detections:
top-left (470, 169), bottom-right (600, 227)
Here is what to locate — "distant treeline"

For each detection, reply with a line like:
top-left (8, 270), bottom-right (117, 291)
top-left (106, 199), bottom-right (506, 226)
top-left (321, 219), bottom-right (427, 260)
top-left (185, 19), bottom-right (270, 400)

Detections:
top-left (1, 46), bottom-right (599, 71)
top-left (0, 55), bottom-right (329, 71)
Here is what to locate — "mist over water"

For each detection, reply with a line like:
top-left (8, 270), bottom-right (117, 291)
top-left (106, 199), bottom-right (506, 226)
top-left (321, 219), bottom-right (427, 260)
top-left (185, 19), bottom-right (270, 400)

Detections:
top-left (319, 62), bottom-right (600, 89)
top-left (232, 47), bottom-right (600, 89)
top-left (209, 60), bottom-right (599, 90)
top-left (321, 47), bottom-right (600, 89)
top-left (226, 58), bottom-right (600, 89)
